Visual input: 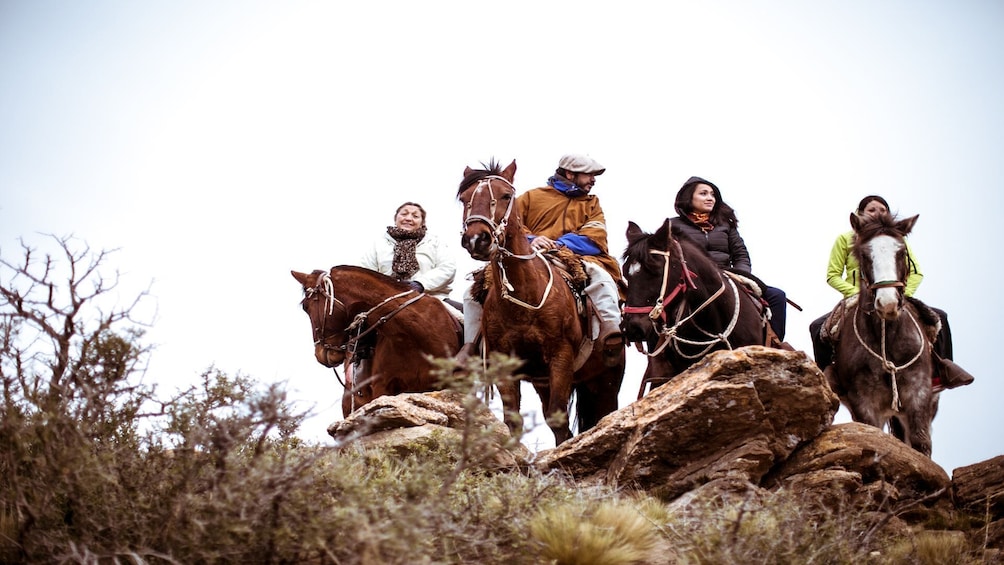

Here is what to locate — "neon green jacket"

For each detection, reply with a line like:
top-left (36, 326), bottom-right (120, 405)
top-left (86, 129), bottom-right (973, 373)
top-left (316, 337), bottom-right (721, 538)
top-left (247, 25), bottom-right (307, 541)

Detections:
top-left (826, 230), bottom-right (923, 298)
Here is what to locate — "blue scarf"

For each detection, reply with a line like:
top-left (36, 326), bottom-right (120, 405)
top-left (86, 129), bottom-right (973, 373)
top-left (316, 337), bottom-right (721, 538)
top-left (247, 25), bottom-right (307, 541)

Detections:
top-left (547, 175), bottom-right (586, 197)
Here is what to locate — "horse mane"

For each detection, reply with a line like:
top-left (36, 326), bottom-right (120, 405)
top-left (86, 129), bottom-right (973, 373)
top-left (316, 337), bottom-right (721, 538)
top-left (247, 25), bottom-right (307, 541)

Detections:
top-left (854, 212), bottom-right (901, 241)
top-left (333, 265), bottom-right (413, 292)
top-left (622, 221), bottom-right (719, 276)
top-left (457, 159), bottom-right (505, 195)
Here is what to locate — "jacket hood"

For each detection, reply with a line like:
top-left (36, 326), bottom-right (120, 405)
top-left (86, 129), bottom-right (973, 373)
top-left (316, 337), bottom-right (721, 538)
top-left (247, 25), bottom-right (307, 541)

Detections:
top-left (675, 176), bottom-right (722, 217)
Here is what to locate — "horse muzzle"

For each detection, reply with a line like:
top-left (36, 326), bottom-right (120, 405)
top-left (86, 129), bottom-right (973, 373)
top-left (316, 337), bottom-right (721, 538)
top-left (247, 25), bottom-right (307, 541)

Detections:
top-left (873, 287), bottom-right (904, 320)
top-left (461, 231), bottom-right (496, 261)
top-left (621, 313), bottom-right (655, 346)
top-left (314, 344), bottom-right (345, 368)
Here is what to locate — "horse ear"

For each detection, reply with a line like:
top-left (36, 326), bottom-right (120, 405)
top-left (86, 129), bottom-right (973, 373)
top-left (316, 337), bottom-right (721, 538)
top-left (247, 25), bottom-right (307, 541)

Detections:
top-left (501, 160), bottom-right (517, 182)
top-left (849, 212), bottom-right (861, 232)
top-left (896, 214), bottom-right (919, 236)
top-left (291, 270), bottom-right (309, 286)
top-left (626, 221), bottom-right (642, 238)
top-left (654, 218), bottom-right (672, 242)
top-left (463, 166), bottom-right (473, 177)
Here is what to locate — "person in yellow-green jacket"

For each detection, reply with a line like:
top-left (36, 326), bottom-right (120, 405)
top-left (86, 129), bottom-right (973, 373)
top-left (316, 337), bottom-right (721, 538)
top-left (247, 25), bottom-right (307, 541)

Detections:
top-left (809, 195), bottom-right (973, 391)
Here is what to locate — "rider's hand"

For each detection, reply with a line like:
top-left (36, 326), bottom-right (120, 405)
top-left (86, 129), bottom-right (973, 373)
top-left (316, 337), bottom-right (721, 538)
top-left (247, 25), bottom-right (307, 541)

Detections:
top-left (531, 236), bottom-right (558, 251)
top-left (406, 280), bottom-right (424, 293)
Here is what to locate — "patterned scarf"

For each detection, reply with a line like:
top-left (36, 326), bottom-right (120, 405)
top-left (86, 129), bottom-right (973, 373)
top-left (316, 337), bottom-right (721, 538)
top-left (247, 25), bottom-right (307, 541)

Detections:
top-left (687, 212), bottom-right (716, 233)
top-left (387, 225), bottom-right (426, 280)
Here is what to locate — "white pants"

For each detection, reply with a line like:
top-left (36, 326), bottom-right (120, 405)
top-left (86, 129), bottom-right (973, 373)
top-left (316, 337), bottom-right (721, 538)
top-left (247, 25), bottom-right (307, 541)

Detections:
top-left (462, 260), bottom-right (621, 344)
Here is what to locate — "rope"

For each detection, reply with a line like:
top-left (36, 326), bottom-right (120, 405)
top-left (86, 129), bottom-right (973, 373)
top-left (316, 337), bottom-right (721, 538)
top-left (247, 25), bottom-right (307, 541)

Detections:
top-left (851, 303), bottom-right (926, 411)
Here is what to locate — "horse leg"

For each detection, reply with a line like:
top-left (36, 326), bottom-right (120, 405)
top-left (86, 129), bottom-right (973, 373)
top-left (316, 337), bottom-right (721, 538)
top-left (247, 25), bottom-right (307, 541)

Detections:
top-left (496, 380), bottom-right (522, 437)
top-left (901, 389), bottom-right (934, 457)
top-left (844, 387), bottom-right (888, 431)
top-left (545, 354), bottom-right (576, 445)
top-left (575, 359), bottom-right (625, 432)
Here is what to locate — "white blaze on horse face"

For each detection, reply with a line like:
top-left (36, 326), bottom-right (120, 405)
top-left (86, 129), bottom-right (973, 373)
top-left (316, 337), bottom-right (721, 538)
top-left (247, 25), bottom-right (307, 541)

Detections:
top-left (625, 260), bottom-right (641, 277)
top-left (867, 234), bottom-right (903, 319)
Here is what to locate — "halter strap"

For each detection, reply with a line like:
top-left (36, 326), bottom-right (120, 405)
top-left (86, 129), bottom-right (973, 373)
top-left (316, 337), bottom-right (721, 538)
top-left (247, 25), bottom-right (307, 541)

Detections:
top-left (868, 280), bottom-right (905, 290)
top-left (462, 175), bottom-right (516, 243)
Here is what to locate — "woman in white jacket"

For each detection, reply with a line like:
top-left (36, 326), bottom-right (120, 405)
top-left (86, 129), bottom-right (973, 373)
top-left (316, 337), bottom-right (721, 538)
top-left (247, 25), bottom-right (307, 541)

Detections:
top-left (359, 202), bottom-right (460, 310)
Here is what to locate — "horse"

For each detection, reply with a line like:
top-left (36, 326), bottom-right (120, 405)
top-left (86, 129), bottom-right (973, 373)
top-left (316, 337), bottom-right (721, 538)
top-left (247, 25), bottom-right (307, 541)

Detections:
top-left (825, 212), bottom-right (938, 456)
top-left (291, 266), bottom-right (463, 417)
top-left (456, 159), bottom-right (625, 445)
top-left (621, 219), bottom-right (776, 398)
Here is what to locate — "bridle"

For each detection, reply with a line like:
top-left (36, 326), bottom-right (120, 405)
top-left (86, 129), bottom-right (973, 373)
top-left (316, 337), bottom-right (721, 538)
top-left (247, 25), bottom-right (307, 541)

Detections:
top-left (853, 257), bottom-right (926, 411)
top-left (622, 235), bottom-right (746, 359)
top-left (302, 271), bottom-right (425, 388)
top-left (461, 175), bottom-right (556, 310)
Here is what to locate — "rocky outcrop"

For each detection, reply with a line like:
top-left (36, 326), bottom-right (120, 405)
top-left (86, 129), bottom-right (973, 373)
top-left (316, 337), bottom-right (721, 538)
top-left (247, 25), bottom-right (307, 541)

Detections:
top-left (327, 347), bottom-right (1002, 547)
top-left (327, 389), bottom-right (530, 470)
top-left (533, 347), bottom-right (838, 498)
top-left (952, 455), bottom-right (1004, 549)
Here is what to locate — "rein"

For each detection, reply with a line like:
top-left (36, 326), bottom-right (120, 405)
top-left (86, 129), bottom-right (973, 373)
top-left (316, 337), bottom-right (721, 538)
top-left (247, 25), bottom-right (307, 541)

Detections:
top-left (464, 175), bottom-right (557, 310)
top-left (625, 235), bottom-right (746, 359)
top-left (307, 272), bottom-right (425, 361)
top-left (851, 291), bottom-right (927, 412)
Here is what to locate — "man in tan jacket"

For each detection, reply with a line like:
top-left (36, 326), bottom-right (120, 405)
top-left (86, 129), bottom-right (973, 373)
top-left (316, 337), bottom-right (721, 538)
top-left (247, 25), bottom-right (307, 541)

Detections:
top-left (461, 154), bottom-right (624, 365)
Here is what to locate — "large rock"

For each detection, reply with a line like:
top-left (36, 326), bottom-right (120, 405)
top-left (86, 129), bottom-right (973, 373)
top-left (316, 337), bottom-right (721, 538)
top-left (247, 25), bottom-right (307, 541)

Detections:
top-left (534, 347), bottom-right (839, 498)
top-left (765, 422), bottom-right (953, 524)
top-left (952, 455), bottom-right (1004, 549)
top-left (327, 389), bottom-right (531, 470)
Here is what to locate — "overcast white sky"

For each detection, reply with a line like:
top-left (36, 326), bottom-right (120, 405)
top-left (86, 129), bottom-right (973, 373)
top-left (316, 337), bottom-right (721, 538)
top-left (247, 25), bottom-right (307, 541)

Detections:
top-left (2, 1), bottom-right (1001, 473)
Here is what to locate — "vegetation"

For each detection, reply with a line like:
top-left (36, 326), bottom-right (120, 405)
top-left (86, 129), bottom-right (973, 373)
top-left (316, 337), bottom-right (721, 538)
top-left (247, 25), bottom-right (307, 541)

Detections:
top-left (0, 235), bottom-right (992, 563)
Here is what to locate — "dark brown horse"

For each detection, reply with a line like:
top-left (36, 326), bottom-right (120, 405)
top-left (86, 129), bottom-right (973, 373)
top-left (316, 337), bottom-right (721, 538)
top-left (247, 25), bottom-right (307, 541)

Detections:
top-left (292, 266), bottom-right (463, 416)
top-left (827, 213), bottom-right (938, 456)
top-left (457, 160), bottom-right (625, 444)
top-left (622, 219), bottom-right (774, 397)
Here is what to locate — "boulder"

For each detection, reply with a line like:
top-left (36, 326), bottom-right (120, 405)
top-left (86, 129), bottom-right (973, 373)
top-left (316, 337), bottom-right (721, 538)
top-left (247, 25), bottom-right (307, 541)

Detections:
top-left (534, 346), bottom-right (839, 498)
top-left (952, 455), bottom-right (1004, 549)
top-left (327, 389), bottom-right (531, 470)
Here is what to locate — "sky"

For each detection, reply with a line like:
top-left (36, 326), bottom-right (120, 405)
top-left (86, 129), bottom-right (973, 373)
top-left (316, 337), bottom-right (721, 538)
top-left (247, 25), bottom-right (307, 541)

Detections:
top-left (2, 1), bottom-right (1001, 474)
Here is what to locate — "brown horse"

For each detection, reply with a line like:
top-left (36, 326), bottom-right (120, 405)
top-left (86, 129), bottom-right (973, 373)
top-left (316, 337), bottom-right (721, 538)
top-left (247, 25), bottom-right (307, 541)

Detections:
top-left (292, 266), bottom-right (463, 416)
top-left (622, 219), bottom-right (775, 397)
top-left (827, 213), bottom-right (938, 456)
top-left (457, 160), bottom-right (625, 444)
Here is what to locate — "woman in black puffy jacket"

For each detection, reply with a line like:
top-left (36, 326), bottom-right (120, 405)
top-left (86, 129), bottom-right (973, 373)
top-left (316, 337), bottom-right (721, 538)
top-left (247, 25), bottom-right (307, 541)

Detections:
top-left (669, 176), bottom-right (788, 340)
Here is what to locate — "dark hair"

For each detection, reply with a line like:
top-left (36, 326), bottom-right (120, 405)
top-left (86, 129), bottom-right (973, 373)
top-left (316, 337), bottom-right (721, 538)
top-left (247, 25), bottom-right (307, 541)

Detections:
top-left (674, 176), bottom-right (738, 227)
top-left (395, 202), bottom-right (427, 226)
top-left (856, 195), bottom-right (890, 215)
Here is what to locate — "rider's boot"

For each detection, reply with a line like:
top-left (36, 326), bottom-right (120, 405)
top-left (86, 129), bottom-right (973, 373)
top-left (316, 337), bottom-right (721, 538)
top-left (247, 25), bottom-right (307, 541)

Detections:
top-left (454, 339), bottom-right (480, 368)
top-left (935, 356), bottom-right (974, 390)
top-left (600, 331), bottom-right (624, 367)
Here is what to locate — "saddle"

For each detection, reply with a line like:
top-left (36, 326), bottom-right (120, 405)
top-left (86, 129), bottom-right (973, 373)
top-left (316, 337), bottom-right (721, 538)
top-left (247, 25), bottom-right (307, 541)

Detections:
top-left (471, 247), bottom-right (589, 309)
top-left (471, 248), bottom-right (599, 369)
top-left (721, 270), bottom-right (791, 349)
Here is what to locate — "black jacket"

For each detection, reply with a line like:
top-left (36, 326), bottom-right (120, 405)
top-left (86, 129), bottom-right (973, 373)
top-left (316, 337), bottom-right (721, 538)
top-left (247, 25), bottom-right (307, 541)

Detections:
top-left (669, 215), bottom-right (753, 274)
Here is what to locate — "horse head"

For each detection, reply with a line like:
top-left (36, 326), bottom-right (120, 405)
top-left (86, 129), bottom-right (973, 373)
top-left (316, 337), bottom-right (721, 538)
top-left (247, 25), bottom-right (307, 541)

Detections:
top-left (457, 159), bottom-right (520, 261)
top-left (621, 219), bottom-right (693, 347)
top-left (292, 268), bottom-right (350, 368)
top-left (850, 212), bottom-right (919, 320)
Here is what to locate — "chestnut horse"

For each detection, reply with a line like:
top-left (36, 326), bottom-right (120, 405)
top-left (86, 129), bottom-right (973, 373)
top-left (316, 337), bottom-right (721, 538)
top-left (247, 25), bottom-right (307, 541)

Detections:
top-left (622, 219), bottom-right (775, 398)
top-left (827, 213), bottom-right (938, 456)
top-left (457, 160), bottom-right (625, 444)
top-left (292, 266), bottom-right (463, 416)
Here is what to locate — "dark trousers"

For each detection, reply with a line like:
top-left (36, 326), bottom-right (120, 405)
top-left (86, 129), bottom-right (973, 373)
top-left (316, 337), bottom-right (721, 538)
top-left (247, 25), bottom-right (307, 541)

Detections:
top-left (809, 303), bottom-right (952, 371)
top-left (764, 286), bottom-right (787, 340)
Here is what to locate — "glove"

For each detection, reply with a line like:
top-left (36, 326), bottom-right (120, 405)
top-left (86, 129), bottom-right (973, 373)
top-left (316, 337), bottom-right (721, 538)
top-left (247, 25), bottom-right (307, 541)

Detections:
top-left (406, 280), bottom-right (424, 293)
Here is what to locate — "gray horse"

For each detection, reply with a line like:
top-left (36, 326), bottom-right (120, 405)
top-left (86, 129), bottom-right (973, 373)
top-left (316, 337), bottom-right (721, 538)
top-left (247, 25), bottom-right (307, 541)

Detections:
top-left (826, 212), bottom-right (939, 456)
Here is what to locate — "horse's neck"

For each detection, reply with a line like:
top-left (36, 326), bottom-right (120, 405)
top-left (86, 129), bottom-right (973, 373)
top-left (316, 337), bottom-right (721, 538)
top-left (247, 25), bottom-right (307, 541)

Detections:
top-left (331, 273), bottom-right (395, 314)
